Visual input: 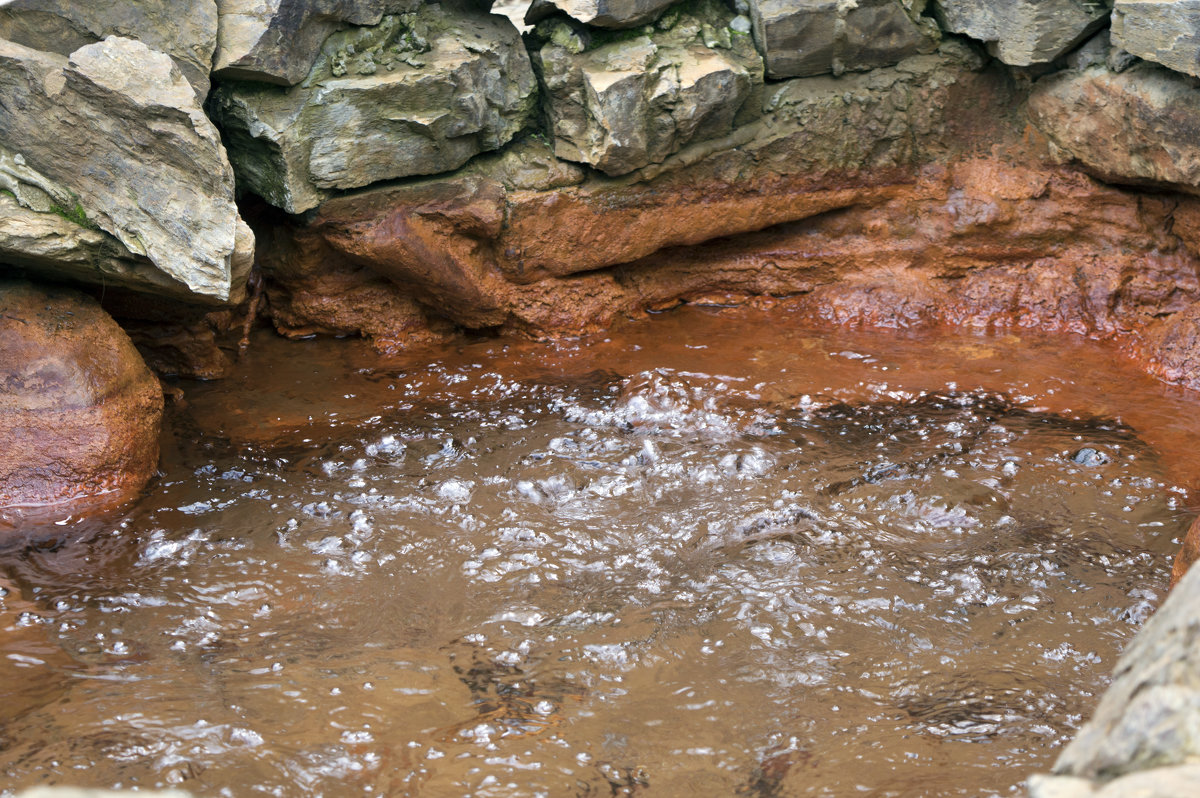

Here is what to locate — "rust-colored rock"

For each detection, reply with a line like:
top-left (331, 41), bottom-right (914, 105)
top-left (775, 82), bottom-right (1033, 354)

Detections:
top-left (0, 280), bottom-right (163, 528)
top-left (1171, 516), bottom-right (1200, 588)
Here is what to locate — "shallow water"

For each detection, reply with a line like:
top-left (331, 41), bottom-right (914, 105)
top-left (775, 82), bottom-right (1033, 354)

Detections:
top-left (2, 307), bottom-right (1196, 797)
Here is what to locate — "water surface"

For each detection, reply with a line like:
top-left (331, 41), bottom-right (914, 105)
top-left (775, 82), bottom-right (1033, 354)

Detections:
top-left (1, 307), bottom-right (1195, 796)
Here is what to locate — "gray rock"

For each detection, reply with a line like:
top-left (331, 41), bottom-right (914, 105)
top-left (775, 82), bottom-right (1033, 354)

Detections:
top-left (0, 36), bottom-right (247, 301)
top-left (531, 0), bottom-right (764, 175)
top-left (932, 0), bottom-right (1111, 66)
top-left (0, 0), bottom-right (218, 99)
top-left (1047, 564), bottom-right (1200, 780)
top-left (1065, 29), bottom-right (1110, 71)
top-left (213, 0), bottom-right (394, 85)
top-left (1028, 62), bottom-right (1200, 193)
top-left (209, 1), bottom-right (537, 213)
top-left (0, 194), bottom-right (205, 302)
top-left (1030, 766), bottom-right (1200, 797)
top-left (525, 0), bottom-right (677, 29)
top-left (747, 0), bottom-right (940, 79)
top-left (1112, 0), bottom-right (1200, 79)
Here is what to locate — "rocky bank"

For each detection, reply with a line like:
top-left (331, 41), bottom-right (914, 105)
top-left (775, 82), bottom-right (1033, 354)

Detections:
top-left (6, 1), bottom-right (1200, 787)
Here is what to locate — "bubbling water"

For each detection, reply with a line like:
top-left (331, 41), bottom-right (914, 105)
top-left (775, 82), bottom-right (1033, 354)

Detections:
top-left (0, 312), bottom-right (1191, 797)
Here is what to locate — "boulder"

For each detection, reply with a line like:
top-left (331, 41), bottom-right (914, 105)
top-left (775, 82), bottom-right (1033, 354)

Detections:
top-left (1027, 63), bottom-right (1200, 192)
top-left (932, 0), bottom-right (1110, 66)
top-left (213, 0), bottom-right (392, 85)
top-left (0, 36), bottom-right (249, 302)
top-left (209, 1), bottom-right (537, 213)
top-left (1112, 0), bottom-right (1200, 79)
top-left (530, 0), bottom-right (764, 175)
top-left (747, 0), bottom-right (940, 79)
top-left (0, 0), bottom-right (218, 99)
top-left (525, 0), bottom-right (676, 29)
top-left (0, 280), bottom-right (163, 527)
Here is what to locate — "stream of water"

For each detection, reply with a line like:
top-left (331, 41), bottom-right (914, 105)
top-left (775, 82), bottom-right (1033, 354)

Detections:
top-left (2, 307), bottom-right (1196, 796)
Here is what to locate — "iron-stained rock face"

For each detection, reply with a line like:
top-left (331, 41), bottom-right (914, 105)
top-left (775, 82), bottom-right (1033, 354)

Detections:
top-left (746, 0), bottom-right (940, 79)
top-left (213, 0), bottom-right (395, 85)
top-left (0, 0), bottom-right (217, 99)
top-left (0, 280), bottom-right (163, 527)
top-left (0, 36), bottom-right (248, 302)
top-left (1113, 0), bottom-right (1200, 79)
top-left (1028, 62), bottom-right (1200, 193)
top-left (530, 0), bottom-right (764, 176)
top-left (209, 1), bottom-right (537, 213)
top-left (932, 0), bottom-right (1111, 66)
top-left (525, 0), bottom-right (677, 29)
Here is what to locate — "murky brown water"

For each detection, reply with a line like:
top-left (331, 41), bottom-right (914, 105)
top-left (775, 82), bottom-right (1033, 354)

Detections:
top-left (2, 307), bottom-right (1197, 797)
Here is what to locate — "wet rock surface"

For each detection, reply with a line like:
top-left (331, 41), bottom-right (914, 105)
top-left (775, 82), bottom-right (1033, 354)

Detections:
top-left (0, 36), bottom-right (248, 302)
top-left (0, 280), bottom-right (163, 528)
top-left (747, 0), bottom-right (940, 78)
top-left (209, 0), bottom-right (537, 213)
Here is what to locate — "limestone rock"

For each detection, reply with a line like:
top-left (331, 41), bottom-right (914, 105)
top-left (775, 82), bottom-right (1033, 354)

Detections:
top-left (0, 0), bottom-right (218, 98)
top-left (0, 36), bottom-right (247, 302)
top-left (1027, 63), bottom-right (1200, 192)
top-left (1029, 765), bottom-right (1200, 797)
top-left (525, 0), bottom-right (676, 29)
top-left (209, 1), bottom-right (537, 213)
top-left (213, 0), bottom-right (394, 85)
top-left (932, 0), bottom-right (1110, 66)
top-left (0, 280), bottom-right (163, 526)
top-left (1113, 0), bottom-right (1200, 79)
top-left (747, 0), bottom-right (940, 79)
top-left (0, 194), bottom-right (187, 301)
top-left (530, 0), bottom-right (764, 176)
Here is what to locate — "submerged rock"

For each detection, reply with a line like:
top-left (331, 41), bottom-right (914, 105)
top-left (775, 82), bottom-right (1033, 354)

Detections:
top-left (0, 0), bottom-right (218, 98)
top-left (530, 0), bottom-right (764, 175)
top-left (213, 0), bottom-right (390, 85)
top-left (1112, 0), bottom-right (1200, 79)
top-left (746, 0), bottom-right (940, 79)
top-left (0, 36), bottom-right (249, 302)
top-left (209, 0), bottom-right (537, 213)
top-left (0, 280), bottom-right (163, 527)
top-left (932, 0), bottom-right (1110, 66)
top-left (1028, 62), bottom-right (1200, 192)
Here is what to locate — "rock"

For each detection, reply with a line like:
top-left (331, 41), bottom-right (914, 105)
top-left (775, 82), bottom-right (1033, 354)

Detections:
top-left (525, 0), bottom-right (676, 28)
top-left (0, 36), bottom-right (248, 302)
top-left (209, 1), bottom-right (537, 213)
top-left (213, 0), bottom-right (391, 85)
top-left (0, 0), bottom-right (218, 99)
top-left (1171, 516), bottom-right (1200, 588)
top-left (1030, 765), bottom-right (1200, 797)
top-left (747, 0), bottom-right (940, 79)
top-left (932, 0), bottom-right (1110, 66)
top-left (1112, 0), bottom-right (1200, 79)
top-left (0, 280), bottom-right (163, 527)
top-left (1028, 63), bottom-right (1200, 193)
top-left (530, 0), bottom-right (764, 175)
top-left (1047, 563), bottom-right (1200, 780)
